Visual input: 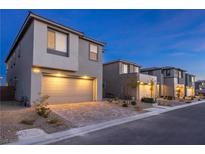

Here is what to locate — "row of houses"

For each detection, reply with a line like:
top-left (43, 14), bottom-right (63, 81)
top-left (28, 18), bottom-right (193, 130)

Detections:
top-left (103, 60), bottom-right (196, 101)
top-left (4, 12), bottom-right (200, 106)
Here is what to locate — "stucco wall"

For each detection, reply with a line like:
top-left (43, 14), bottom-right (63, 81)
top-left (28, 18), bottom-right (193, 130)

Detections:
top-left (33, 20), bottom-right (79, 71)
top-left (103, 62), bottom-right (121, 98)
top-left (6, 21), bottom-right (34, 102)
top-left (30, 27), bottom-right (103, 103)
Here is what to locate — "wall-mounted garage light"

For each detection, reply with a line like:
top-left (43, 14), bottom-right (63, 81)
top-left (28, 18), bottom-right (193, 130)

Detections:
top-left (56, 73), bottom-right (64, 77)
top-left (82, 75), bottom-right (89, 79)
top-left (32, 68), bottom-right (40, 73)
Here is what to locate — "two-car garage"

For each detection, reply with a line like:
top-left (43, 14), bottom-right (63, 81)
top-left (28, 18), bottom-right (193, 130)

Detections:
top-left (41, 76), bottom-right (95, 104)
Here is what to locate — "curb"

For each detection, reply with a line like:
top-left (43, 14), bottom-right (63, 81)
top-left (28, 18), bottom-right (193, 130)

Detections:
top-left (10, 100), bottom-right (205, 145)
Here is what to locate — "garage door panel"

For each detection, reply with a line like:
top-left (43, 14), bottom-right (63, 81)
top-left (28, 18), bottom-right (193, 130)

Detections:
top-left (42, 76), bottom-right (93, 104)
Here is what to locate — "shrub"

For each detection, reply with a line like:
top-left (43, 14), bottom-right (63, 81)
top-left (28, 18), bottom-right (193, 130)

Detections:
top-left (36, 104), bottom-right (50, 118)
top-left (107, 98), bottom-right (113, 103)
top-left (20, 119), bottom-right (35, 125)
top-left (122, 103), bottom-right (128, 107)
top-left (167, 96), bottom-right (173, 100)
top-left (47, 117), bottom-right (63, 126)
top-left (141, 97), bottom-right (155, 103)
top-left (131, 101), bottom-right (136, 106)
top-left (114, 97), bottom-right (119, 101)
top-left (122, 101), bottom-right (128, 107)
top-left (34, 95), bottom-right (50, 118)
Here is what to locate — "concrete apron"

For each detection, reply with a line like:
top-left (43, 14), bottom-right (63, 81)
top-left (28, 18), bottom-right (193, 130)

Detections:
top-left (9, 100), bottom-right (205, 145)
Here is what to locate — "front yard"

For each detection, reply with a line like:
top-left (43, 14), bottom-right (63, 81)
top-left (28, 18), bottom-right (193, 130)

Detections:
top-left (1, 98), bottom-right (201, 144)
top-left (49, 101), bottom-right (144, 127)
top-left (0, 102), bottom-right (72, 144)
top-left (0, 100), bottom-right (145, 144)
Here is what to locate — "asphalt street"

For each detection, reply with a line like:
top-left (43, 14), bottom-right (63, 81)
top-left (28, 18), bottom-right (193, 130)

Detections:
top-left (52, 102), bottom-right (205, 145)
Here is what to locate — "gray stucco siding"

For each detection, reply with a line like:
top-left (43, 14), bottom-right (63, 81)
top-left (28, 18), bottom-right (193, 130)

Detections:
top-left (6, 21), bottom-right (34, 102)
top-left (30, 32), bottom-right (103, 104)
top-left (32, 20), bottom-right (79, 71)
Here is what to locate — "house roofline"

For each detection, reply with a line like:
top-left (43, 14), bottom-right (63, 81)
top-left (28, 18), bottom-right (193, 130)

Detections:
top-left (103, 59), bottom-right (141, 67)
top-left (141, 66), bottom-right (186, 72)
top-left (185, 73), bottom-right (196, 77)
top-left (5, 11), bottom-right (105, 63)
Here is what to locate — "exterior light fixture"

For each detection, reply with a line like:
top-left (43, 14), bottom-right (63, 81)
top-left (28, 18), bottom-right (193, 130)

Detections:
top-left (32, 68), bottom-right (40, 73)
top-left (82, 75), bottom-right (89, 79)
top-left (56, 73), bottom-right (63, 77)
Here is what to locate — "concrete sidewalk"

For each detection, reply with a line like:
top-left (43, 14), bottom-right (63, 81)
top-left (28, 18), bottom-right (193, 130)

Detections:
top-left (9, 100), bottom-right (205, 145)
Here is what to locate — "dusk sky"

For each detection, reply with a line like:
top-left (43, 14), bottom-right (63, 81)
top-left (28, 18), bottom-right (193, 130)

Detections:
top-left (0, 9), bottom-right (205, 84)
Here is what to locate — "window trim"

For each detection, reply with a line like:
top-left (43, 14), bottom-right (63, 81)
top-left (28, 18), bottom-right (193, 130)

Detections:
top-left (89, 43), bottom-right (99, 62)
top-left (47, 27), bottom-right (69, 57)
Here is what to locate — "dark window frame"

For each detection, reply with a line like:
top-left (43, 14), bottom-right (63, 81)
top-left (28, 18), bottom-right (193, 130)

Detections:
top-left (47, 27), bottom-right (69, 57)
top-left (166, 69), bottom-right (171, 76)
top-left (89, 43), bottom-right (99, 62)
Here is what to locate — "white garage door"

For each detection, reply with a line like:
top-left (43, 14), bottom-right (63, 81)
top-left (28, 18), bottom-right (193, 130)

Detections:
top-left (42, 76), bottom-right (93, 104)
top-left (186, 88), bottom-right (193, 97)
top-left (139, 85), bottom-right (151, 100)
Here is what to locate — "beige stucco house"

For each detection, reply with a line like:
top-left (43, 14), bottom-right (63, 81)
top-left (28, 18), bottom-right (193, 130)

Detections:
top-left (103, 60), bottom-right (157, 101)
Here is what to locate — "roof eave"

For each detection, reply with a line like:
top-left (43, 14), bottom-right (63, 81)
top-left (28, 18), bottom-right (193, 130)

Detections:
top-left (5, 12), bottom-right (105, 63)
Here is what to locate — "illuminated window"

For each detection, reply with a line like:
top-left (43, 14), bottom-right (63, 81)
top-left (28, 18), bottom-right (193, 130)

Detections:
top-left (191, 76), bottom-right (195, 83)
top-left (121, 63), bottom-right (128, 74)
top-left (89, 44), bottom-right (98, 61)
top-left (178, 71), bottom-right (182, 78)
top-left (47, 29), bottom-right (68, 56)
top-left (134, 66), bottom-right (139, 73)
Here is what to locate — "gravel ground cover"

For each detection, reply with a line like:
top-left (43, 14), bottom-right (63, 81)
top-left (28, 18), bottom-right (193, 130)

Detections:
top-left (0, 102), bottom-right (72, 144)
top-left (49, 101), bottom-right (143, 127)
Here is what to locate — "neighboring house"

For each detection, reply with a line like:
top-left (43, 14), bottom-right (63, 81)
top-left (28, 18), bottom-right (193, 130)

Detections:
top-left (141, 66), bottom-right (186, 99)
top-left (5, 12), bottom-right (105, 105)
top-left (103, 60), bottom-right (157, 100)
top-left (185, 73), bottom-right (195, 97)
top-left (195, 80), bottom-right (205, 96)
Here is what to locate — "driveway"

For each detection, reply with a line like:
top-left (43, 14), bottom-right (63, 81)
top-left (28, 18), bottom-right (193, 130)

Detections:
top-left (49, 101), bottom-right (143, 127)
top-left (52, 102), bottom-right (205, 145)
top-left (0, 101), bottom-right (23, 111)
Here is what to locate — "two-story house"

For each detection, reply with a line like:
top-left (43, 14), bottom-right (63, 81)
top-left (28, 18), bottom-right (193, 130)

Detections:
top-left (103, 60), bottom-right (157, 100)
top-left (195, 80), bottom-right (205, 96)
top-left (185, 73), bottom-right (195, 97)
top-left (141, 66), bottom-right (186, 99)
top-left (5, 12), bottom-right (105, 105)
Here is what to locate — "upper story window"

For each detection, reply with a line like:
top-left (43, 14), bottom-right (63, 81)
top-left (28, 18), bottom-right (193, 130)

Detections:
top-left (148, 71), bottom-right (153, 75)
top-left (178, 71), bottom-right (183, 78)
top-left (47, 29), bottom-right (68, 56)
top-left (89, 44), bottom-right (98, 61)
top-left (129, 65), bottom-right (139, 73)
top-left (121, 63), bottom-right (128, 74)
top-left (191, 76), bottom-right (195, 83)
top-left (129, 65), bottom-right (134, 73)
top-left (165, 69), bottom-right (171, 76)
top-left (134, 66), bottom-right (139, 73)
